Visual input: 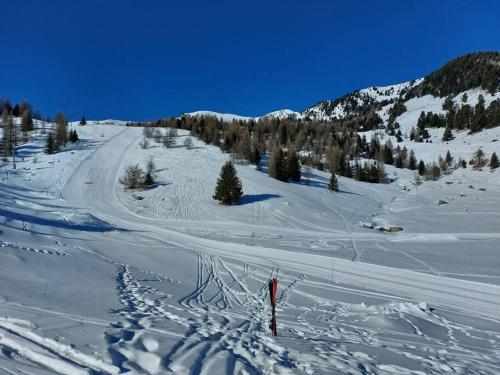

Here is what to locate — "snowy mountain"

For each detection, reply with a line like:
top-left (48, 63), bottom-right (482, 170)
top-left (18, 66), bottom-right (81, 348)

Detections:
top-left (183, 52), bottom-right (500, 127)
top-left (182, 110), bottom-right (254, 122)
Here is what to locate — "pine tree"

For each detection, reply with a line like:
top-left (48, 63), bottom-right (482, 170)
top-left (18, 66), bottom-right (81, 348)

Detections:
top-left (383, 143), bottom-right (394, 165)
top-left (442, 127), bottom-right (453, 141)
top-left (490, 152), bottom-right (499, 170)
top-left (2, 111), bottom-right (14, 159)
top-left (418, 160), bottom-right (426, 176)
top-left (268, 146), bottom-right (288, 182)
top-left (143, 158), bottom-right (155, 187)
top-left (343, 160), bottom-right (353, 178)
top-left (354, 162), bottom-right (364, 181)
top-left (408, 150), bottom-right (417, 170)
top-left (45, 132), bottom-right (57, 154)
top-left (445, 150), bottom-right (453, 165)
top-left (69, 129), bottom-right (79, 143)
top-left (368, 163), bottom-right (379, 183)
top-left (144, 170), bottom-right (155, 186)
top-left (328, 172), bottom-right (338, 191)
top-left (287, 149), bottom-right (301, 182)
top-left (80, 116), bottom-right (87, 125)
top-left (395, 154), bottom-right (404, 168)
top-left (12, 104), bottom-right (20, 117)
top-left (251, 147), bottom-right (261, 168)
top-left (213, 161), bottom-right (243, 204)
top-left (377, 162), bottom-right (387, 183)
top-left (146, 157), bottom-right (155, 175)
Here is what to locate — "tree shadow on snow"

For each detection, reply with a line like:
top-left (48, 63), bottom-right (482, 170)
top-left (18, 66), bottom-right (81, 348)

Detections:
top-left (0, 208), bottom-right (127, 232)
top-left (235, 193), bottom-right (281, 205)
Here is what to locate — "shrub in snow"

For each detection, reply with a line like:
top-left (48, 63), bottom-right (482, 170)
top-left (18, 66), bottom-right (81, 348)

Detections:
top-left (184, 136), bottom-right (193, 149)
top-left (328, 172), bottom-right (338, 191)
top-left (490, 152), bottom-right (499, 170)
top-left (120, 164), bottom-right (144, 190)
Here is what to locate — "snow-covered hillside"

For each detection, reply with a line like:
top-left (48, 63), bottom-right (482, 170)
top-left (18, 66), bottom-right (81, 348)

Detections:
top-left (1, 122), bottom-right (500, 374)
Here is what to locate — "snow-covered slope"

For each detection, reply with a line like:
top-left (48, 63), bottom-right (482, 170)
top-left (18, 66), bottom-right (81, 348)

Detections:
top-left (182, 110), bottom-right (254, 122)
top-left (1, 123), bottom-right (500, 374)
top-left (70, 119), bottom-right (129, 126)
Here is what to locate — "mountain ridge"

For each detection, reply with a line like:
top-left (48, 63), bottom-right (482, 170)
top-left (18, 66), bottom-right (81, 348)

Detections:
top-left (182, 52), bottom-right (499, 125)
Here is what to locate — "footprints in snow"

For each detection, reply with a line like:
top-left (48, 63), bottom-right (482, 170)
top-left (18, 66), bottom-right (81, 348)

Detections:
top-left (107, 256), bottom-right (303, 374)
top-left (0, 240), bottom-right (69, 256)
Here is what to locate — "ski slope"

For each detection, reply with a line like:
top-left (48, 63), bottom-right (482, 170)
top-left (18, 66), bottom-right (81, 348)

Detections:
top-left (1, 124), bottom-right (500, 374)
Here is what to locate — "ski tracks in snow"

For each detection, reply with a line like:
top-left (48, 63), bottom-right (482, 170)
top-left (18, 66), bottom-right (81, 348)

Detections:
top-left (105, 254), bottom-right (305, 374)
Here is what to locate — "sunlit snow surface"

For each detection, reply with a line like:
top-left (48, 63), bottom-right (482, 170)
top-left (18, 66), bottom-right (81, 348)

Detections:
top-left (0, 121), bottom-right (499, 374)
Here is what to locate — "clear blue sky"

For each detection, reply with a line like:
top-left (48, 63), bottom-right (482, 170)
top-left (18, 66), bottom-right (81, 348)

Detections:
top-left (0, 0), bottom-right (499, 121)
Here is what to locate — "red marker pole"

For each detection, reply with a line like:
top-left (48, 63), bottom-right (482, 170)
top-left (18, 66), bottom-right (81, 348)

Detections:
top-left (268, 277), bottom-right (278, 336)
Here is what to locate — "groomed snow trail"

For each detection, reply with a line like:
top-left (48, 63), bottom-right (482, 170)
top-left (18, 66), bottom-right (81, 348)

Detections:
top-left (1, 125), bottom-right (500, 374)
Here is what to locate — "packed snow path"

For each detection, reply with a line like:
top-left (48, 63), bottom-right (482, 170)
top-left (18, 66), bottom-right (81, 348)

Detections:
top-left (1, 124), bottom-right (499, 374)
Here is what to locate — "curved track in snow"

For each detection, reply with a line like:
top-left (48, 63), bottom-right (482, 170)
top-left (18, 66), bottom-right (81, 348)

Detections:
top-left (2, 126), bottom-right (498, 374)
top-left (63, 128), bottom-right (500, 322)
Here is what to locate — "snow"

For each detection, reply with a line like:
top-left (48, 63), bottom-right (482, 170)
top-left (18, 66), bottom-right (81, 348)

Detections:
top-left (1, 122), bottom-right (500, 374)
top-left (302, 79), bottom-right (424, 121)
top-left (359, 78), bottom-right (423, 102)
top-left (183, 109), bottom-right (305, 122)
top-left (363, 88), bottom-right (500, 164)
top-left (182, 110), bottom-right (254, 122)
top-left (261, 109), bottom-right (304, 120)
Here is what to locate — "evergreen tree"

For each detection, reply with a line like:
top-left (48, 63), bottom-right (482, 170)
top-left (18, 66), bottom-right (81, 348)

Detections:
top-left (12, 104), bottom-right (20, 117)
top-left (470, 96), bottom-right (487, 133)
top-left (143, 157), bottom-right (155, 187)
top-left (69, 129), bottom-right (79, 143)
top-left (213, 161), bottom-right (243, 204)
top-left (80, 116), bottom-right (87, 126)
top-left (328, 172), bottom-right (338, 191)
top-left (445, 150), bottom-right (453, 165)
top-left (442, 127), bottom-right (453, 141)
top-left (418, 160), bottom-right (426, 176)
top-left (490, 152), bottom-right (499, 170)
top-left (251, 147), bottom-right (261, 167)
top-left (343, 160), bottom-right (353, 178)
top-left (354, 162), bottom-right (364, 181)
top-left (442, 96), bottom-right (454, 111)
top-left (2, 111), bottom-right (14, 159)
top-left (377, 162), bottom-right (387, 183)
top-left (368, 163), bottom-right (379, 183)
top-left (146, 157), bottom-right (155, 175)
top-left (383, 143), bottom-right (394, 165)
top-left (408, 150), bottom-right (417, 170)
top-left (287, 149), bottom-right (301, 182)
top-left (144, 170), bottom-right (155, 186)
top-left (45, 132), bottom-right (57, 154)
top-left (268, 146), bottom-right (288, 182)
